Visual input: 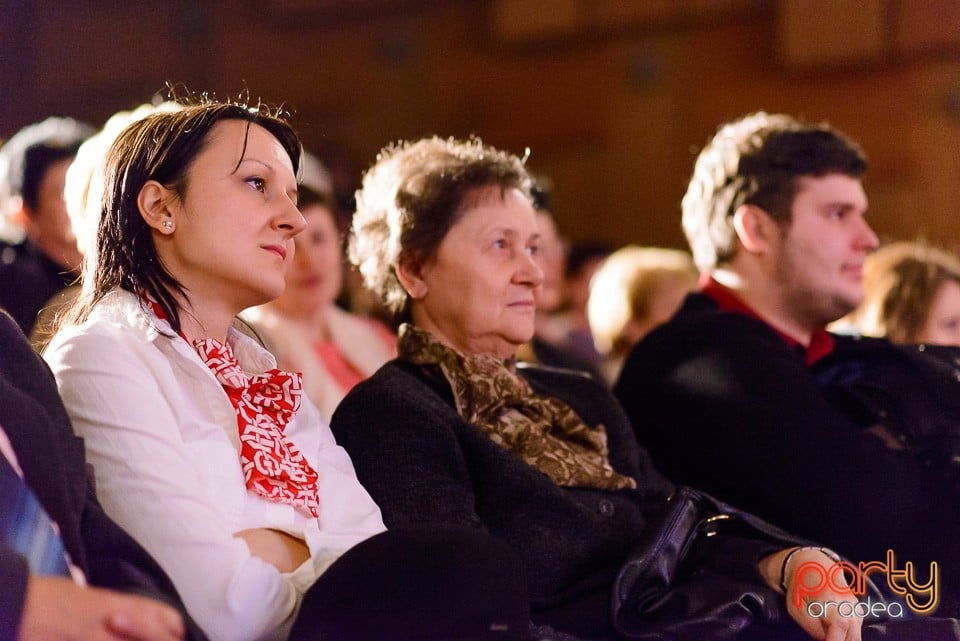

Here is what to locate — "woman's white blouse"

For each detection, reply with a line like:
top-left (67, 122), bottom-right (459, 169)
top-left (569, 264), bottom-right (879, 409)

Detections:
top-left (44, 290), bottom-right (385, 641)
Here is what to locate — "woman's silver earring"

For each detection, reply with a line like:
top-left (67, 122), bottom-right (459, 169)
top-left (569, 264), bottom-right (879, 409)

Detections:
top-left (162, 220), bottom-right (174, 232)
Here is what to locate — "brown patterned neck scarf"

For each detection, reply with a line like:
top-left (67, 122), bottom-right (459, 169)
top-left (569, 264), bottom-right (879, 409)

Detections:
top-left (398, 324), bottom-right (636, 492)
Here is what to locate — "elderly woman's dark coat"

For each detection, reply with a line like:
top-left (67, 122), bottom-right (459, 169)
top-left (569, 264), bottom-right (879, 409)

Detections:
top-left (329, 358), bottom-right (799, 638)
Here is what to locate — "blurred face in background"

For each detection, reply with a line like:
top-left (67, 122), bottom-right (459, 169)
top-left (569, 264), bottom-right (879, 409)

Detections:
top-left (533, 210), bottom-right (565, 312)
top-left (22, 157), bottom-right (79, 268)
top-left (270, 203), bottom-right (343, 318)
top-left (919, 279), bottom-right (960, 346)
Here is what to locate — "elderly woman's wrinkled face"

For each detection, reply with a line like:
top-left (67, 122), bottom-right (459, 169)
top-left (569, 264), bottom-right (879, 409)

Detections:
top-left (404, 186), bottom-right (543, 358)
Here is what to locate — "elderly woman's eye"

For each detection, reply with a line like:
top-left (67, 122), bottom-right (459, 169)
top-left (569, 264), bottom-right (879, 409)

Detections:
top-left (246, 177), bottom-right (266, 193)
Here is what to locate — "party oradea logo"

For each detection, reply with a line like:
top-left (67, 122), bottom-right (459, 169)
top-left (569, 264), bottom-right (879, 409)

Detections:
top-left (792, 549), bottom-right (938, 619)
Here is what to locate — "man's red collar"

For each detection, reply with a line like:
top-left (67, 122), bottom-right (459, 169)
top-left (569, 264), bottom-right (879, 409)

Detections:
top-left (700, 276), bottom-right (835, 365)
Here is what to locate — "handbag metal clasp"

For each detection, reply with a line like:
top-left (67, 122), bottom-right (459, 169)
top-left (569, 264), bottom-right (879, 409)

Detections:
top-left (698, 513), bottom-right (733, 538)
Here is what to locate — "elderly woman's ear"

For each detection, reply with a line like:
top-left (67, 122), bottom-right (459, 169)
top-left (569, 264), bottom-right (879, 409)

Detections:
top-left (396, 253), bottom-right (429, 300)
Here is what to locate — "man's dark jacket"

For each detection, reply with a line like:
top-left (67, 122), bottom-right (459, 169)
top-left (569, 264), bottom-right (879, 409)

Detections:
top-left (614, 292), bottom-right (960, 615)
top-left (0, 240), bottom-right (74, 335)
top-left (0, 309), bottom-right (207, 640)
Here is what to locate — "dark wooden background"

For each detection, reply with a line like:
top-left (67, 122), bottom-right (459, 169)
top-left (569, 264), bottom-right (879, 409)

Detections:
top-left (3, 0), bottom-right (958, 250)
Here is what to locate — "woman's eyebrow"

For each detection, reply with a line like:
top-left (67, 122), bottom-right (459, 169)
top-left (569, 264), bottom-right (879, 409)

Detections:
top-left (235, 156), bottom-right (275, 173)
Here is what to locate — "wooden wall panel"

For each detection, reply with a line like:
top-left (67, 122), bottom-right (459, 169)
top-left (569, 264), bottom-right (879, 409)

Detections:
top-left (1, 0), bottom-right (958, 253)
top-left (491, 0), bottom-right (581, 40)
top-left (895, 0), bottom-right (960, 54)
top-left (777, 0), bottom-right (888, 66)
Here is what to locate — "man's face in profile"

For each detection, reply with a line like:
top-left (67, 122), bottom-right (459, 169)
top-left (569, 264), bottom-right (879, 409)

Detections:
top-left (769, 173), bottom-right (878, 328)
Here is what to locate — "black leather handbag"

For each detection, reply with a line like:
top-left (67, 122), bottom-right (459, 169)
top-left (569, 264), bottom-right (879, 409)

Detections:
top-left (611, 486), bottom-right (810, 641)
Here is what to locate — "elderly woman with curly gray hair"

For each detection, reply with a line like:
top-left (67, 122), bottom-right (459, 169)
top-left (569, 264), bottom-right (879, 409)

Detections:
top-left (322, 135), bottom-right (924, 641)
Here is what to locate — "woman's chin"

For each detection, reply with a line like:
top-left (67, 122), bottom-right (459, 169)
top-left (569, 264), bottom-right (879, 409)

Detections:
top-left (255, 282), bottom-right (287, 307)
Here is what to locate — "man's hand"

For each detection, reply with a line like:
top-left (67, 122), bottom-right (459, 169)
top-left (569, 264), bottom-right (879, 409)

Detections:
top-left (20, 576), bottom-right (185, 641)
top-left (760, 547), bottom-right (863, 641)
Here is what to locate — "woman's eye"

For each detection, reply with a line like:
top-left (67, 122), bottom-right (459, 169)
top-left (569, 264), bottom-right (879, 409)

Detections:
top-left (527, 244), bottom-right (540, 257)
top-left (493, 239), bottom-right (507, 249)
top-left (246, 177), bottom-right (266, 193)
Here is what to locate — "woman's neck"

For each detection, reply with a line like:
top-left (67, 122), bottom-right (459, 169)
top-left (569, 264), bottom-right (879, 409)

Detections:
top-left (174, 296), bottom-right (236, 344)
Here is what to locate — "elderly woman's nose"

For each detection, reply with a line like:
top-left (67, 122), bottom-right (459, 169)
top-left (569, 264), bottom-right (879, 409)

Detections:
top-left (517, 251), bottom-right (545, 285)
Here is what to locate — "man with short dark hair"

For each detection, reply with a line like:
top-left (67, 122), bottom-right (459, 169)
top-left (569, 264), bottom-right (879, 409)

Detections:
top-left (0, 117), bottom-right (93, 334)
top-left (614, 112), bottom-right (960, 615)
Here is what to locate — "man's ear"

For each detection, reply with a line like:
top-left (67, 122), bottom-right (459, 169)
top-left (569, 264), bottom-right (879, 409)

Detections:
top-left (396, 252), bottom-right (429, 299)
top-left (732, 204), bottom-right (775, 254)
top-left (137, 180), bottom-right (178, 234)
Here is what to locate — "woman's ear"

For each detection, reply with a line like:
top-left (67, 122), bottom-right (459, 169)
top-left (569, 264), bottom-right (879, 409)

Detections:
top-left (732, 204), bottom-right (774, 255)
top-left (396, 252), bottom-right (429, 299)
top-left (138, 180), bottom-right (178, 234)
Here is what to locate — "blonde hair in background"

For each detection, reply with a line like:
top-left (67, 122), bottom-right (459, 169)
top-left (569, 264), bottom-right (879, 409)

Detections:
top-left (32, 102), bottom-right (183, 352)
top-left (588, 246), bottom-right (698, 358)
top-left (846, 240), bottom-right (960, 343)
top-left (64, 101), bottom-right (183, 260)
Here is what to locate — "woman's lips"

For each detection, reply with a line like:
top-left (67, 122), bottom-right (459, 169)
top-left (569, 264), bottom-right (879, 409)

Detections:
top-left (263, 245), bottom-right (287, 260)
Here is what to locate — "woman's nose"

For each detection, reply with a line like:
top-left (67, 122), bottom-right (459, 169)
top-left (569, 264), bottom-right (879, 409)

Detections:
top-left (276, 198), bottom-right (307, 236)
top-left (518, 251), bottom-right (545, 287)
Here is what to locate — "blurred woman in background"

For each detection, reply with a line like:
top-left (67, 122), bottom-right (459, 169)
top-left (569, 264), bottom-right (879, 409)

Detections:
top-left (244, 152), bottom-right (395, 421)
top-left (839, 240), bottom-right (960, 346)
top-left (587, 245), bottom-right (698, 383)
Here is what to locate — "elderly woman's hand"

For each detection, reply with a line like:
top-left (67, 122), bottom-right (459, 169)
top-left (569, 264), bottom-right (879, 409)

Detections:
top-left (759, 547), bottom-right (863, 641)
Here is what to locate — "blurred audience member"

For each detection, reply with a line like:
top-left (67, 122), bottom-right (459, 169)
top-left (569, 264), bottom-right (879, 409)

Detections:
top-left (518, 207), bottom-right (602, 379)
top-left (243, 152), bottom-right (395, 421)
top-left (556, 241), bottom-right (611, 366)
top-left (0, 117), bottom-right (93, 334)
top-left (838, 240), bottom-right (960, 346)
top-left (529, 207), bottom-right (567, 342)
top-left (30, 102), bottom-right (182, 351)
top-left (588, 246), bottom-right (698, 383)
top-left (516, 181), bottom-right (600, 377)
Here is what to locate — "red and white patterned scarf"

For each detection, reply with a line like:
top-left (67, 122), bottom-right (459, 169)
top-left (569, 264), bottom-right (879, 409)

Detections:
top-left (145, 297), bottom-right (320, 517)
